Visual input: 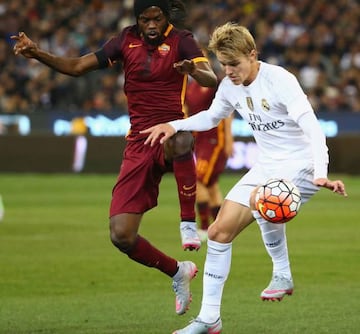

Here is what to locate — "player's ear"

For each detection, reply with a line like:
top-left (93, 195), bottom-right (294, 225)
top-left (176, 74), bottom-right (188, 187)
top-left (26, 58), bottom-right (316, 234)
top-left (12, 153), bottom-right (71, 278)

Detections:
top-left (249, 49), bottom-right (258, 61)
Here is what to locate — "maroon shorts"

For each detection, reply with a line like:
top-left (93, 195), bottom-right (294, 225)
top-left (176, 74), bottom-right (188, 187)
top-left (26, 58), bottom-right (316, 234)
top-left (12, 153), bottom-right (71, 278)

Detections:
top-left (194, 134), bottom-right (227, 187)
top-left (110, 140), bottom-right (168, 217)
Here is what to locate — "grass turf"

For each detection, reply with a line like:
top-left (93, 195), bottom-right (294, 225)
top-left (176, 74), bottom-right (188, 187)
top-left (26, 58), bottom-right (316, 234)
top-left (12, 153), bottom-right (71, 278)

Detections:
top-left (0, 173), bottom-right (359, 333)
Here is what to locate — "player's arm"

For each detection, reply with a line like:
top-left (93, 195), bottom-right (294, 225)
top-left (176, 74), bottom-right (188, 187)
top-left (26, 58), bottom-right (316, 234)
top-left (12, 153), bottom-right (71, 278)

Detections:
top-left (142, 108), bottom-right (222, 146)
top-left (175, 31), bottom-right (217, 87)
top-left (174, 60), bottom-right (217, 87)
top-left (281, 72), bottom-right (346, 195)
top-left (11, 32), bottom-right (99, 76)
top-left (141, 82), bottom-right (234, 145)
top-left (297, 112), bottom-right (347, 196)
top-left (223, 113), bottom-right (234, 158)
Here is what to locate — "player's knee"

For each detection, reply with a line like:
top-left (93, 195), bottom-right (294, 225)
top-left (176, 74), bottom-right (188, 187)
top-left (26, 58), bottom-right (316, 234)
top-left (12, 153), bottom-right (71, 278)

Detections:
top-left (207, 223), bottom-right (217, 240)
top-left (207, 222), bottom-right (233, 243)
top-left (172, 131), bottom-right (194, 157)
top-left (109, 218), bottom-right (137, 253)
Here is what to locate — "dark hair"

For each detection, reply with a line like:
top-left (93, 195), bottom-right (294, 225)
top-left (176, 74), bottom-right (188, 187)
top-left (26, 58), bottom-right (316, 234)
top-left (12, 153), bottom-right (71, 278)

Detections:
top-left (133, 0), bottom-right (188, 29)
top-left (169, 0), bottom-right (187, 29)
top-left (133, 0), bottom-right (170, 18)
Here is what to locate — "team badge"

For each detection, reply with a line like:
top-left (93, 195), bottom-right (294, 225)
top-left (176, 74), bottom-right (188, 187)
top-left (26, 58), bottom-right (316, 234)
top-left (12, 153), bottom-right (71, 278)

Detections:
top-left (246, 97), bottom-right (254, 111)
top-left (261, 99), bottom-right (270, 112)
top-left (158, 43), bottom-right (170, 56)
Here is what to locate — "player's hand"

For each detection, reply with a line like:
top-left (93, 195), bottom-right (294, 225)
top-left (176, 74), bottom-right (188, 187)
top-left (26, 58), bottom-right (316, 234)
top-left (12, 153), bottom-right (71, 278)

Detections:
top-left (173, 59), bottom-right (195, 75)
top-left (141, 123), bottom-right (176, 146)
top-left (11, 32), bottom-right (38, 58)
top-left (313, 178), bottom-right (347, 196)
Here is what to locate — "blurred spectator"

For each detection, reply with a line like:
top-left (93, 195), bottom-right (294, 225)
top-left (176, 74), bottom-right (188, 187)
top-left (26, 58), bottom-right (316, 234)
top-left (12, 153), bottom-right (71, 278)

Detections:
top-left (1, 0), bottom-right (359, 113)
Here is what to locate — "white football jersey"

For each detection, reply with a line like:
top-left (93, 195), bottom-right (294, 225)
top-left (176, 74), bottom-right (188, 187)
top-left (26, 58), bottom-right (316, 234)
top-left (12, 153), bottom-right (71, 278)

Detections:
top-left (210, 61), bottom-right (317, 163)
top-left (169, 61), bottom-right (329, 178)
top-left (171, 61), bottom-right (329, 179)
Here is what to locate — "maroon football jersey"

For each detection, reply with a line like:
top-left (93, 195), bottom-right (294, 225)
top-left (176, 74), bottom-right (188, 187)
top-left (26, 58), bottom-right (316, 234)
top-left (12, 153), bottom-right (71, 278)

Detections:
top-left (95, 24), bottom-right (207, 140)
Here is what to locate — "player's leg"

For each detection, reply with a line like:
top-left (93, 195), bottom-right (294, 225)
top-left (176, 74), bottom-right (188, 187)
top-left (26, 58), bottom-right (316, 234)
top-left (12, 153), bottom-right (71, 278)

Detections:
top-left (174, 200), bottom-right (254, 333)
top-left (252, 210), bottom-right (294, 301)
top-left (194, 142), bottom-right (224, 241)
top-left (109, 141), bottom-right (197, 314)
top-left (198, 201), bottom-right (253, 322)
top-left (166, 131), bottom-right (200, 251)
top-left (195, 180), bottom-right (211, 239)
top-left (243, 168), bottom-right (294, 301)
top-left (250, 163), bottom-right (319, 301)
top-left (109, 212), bottom-right (197, 315)
top-left (207, 146), bottom-right (227, 222)
top-left (110, 212), bottom-right (177, 274)
top-left (197, 146), bottom-right (227, 241)
top-left (195, 181), bottom-right (223, 242)
top-left (208, 182), bottom-right (223, 221)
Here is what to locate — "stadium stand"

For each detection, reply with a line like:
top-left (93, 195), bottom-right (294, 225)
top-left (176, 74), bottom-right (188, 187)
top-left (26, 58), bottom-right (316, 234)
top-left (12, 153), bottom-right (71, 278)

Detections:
top-left (0, 0), bottom-right (359, 114)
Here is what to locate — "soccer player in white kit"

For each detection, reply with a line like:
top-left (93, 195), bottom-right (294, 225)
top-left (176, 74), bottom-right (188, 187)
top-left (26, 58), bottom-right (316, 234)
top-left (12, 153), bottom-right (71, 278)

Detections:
top-left (142, 22), bottom-right (347, 334)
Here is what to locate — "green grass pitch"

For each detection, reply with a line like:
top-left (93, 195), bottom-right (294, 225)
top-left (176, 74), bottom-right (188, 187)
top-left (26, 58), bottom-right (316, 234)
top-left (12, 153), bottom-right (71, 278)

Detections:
top-left (0, 173), bottom-right (359, 333)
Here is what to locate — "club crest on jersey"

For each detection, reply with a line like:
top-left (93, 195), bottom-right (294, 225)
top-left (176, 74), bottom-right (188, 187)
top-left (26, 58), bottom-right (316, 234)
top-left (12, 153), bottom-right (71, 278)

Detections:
top-left (158, 43), bottom-right (170, 56)
top-left (262, 99), bottom-right (270, 112)
top-left (246, 97), bottom-right (254, 111)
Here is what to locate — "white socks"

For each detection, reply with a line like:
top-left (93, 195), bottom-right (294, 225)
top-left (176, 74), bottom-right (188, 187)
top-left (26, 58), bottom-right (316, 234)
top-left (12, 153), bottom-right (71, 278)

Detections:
top-left (198, 239), bottom-right (232, 323)
top-left (197, 212), bottom-right (291, 323)
top-left (252, 210), bottom-right (291, 279)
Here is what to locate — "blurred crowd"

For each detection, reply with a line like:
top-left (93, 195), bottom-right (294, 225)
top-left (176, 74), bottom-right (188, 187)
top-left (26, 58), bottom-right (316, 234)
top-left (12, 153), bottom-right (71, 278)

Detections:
top-left (0, 0), bottom-right (359, 114)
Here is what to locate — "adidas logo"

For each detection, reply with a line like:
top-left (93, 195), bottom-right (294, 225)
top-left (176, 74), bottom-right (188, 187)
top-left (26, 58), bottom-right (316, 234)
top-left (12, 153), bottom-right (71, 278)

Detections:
top-left (234, 102), bottom-right (242, 109)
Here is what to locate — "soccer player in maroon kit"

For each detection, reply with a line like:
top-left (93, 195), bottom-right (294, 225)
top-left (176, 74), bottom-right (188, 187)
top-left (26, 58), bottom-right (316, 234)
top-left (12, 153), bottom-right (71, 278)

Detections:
top-left (11, 0), bottom-right (217, 316)
top-left (185, 64), bottom-right (234, 242)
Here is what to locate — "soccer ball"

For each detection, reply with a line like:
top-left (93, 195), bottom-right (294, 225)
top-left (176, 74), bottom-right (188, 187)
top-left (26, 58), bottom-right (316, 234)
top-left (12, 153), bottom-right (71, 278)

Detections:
top-left (255, 179), bottom-right (301, 224)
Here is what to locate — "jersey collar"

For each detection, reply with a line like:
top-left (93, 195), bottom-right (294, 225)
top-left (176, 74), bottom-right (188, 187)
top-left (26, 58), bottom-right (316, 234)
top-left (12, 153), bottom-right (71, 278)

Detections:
top-left (163, 23), bottom-right (173, 38)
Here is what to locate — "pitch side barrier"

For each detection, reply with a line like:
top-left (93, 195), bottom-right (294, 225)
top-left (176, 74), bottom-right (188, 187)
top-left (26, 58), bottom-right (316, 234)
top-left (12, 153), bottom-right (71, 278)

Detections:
top-left (0, 135), bottom-right (358, 174)
top-left (0, 110), bottom-right (359, 137)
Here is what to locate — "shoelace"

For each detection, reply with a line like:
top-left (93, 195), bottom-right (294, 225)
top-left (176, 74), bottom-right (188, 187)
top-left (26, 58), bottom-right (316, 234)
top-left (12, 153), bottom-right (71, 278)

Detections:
top-left (268, 275), bottom-right (290, 289)
top-left (172, 281), bottom-right (179, 292)
top-left (172, 278), bottom-right (185, 293)
top-left (181, 225), bottom-right (197, 237)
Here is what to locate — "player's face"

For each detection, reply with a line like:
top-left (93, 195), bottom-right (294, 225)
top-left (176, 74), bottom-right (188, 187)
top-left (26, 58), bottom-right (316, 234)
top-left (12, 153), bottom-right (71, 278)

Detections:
top-left (137, 7), bottom-right (168, 46)
top-left (216, 51), bottom-right (258, 86)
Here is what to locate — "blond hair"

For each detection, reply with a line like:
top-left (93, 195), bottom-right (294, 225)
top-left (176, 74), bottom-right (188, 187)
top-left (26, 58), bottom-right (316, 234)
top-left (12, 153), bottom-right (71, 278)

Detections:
top-left (208, 22), bottom-right (257, 59)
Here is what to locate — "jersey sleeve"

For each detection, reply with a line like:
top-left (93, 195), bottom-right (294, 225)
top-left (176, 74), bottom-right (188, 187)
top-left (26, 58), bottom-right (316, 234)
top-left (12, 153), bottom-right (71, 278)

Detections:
top-left (169, 80), bottom-right (233, 132)
top-left (94, 31), bottom-right (126, 68)
top-left (178, 30), bottom-right (208, 62)
top-left (275, 68), bottom-right (314, 122)
top-left (297, 112), bottom-right (329, 179)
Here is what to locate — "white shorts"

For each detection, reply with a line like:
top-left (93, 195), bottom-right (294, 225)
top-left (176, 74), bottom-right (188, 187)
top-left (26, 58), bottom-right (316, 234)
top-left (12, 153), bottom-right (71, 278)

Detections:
top-left (225, 160), bottom-right (320, 207)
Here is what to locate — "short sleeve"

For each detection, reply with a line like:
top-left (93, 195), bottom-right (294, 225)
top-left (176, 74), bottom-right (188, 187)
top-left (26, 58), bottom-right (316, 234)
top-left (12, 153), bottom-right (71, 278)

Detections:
top-left (178, 30), bottom-right (205, 61)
